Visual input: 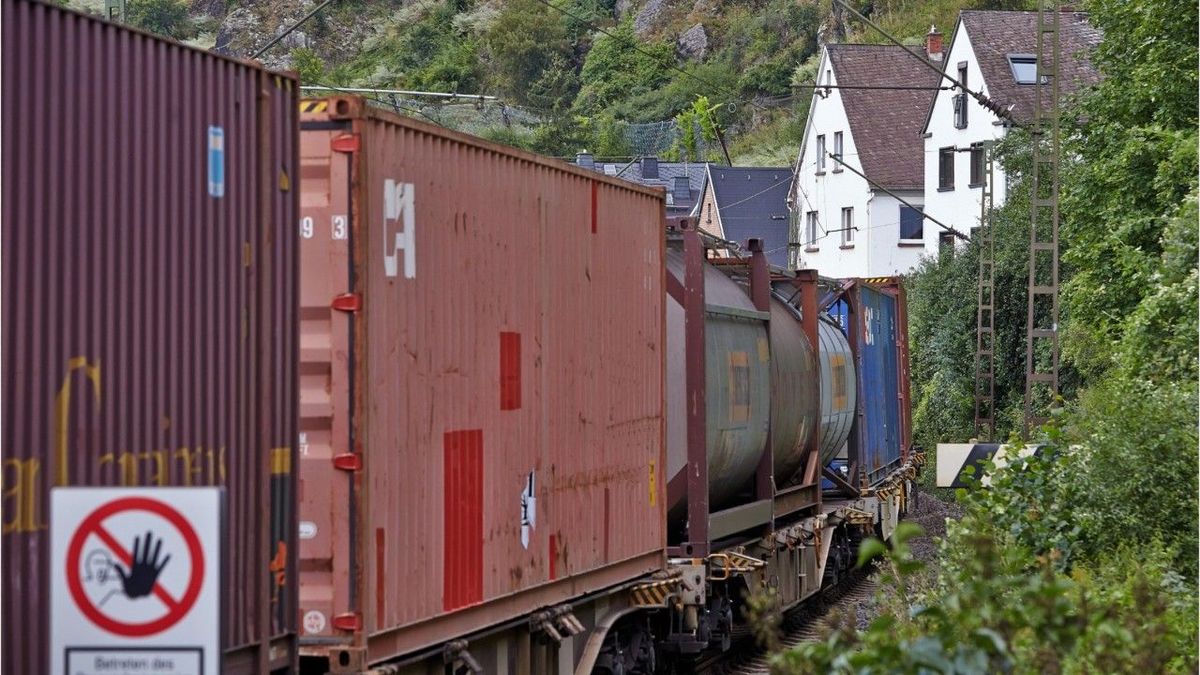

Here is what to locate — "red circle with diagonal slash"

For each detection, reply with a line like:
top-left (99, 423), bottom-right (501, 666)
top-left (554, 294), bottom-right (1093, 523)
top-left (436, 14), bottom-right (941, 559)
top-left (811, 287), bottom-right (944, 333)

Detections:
top-left (66, 496), bottom-right (205, 637)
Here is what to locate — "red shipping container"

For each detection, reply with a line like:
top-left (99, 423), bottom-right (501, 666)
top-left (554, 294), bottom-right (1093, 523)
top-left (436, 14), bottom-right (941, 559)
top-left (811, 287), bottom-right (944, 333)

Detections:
top-left (1, 1), bottom-right (299, 673)
top-left (296, 97), bottom-right (665, 666)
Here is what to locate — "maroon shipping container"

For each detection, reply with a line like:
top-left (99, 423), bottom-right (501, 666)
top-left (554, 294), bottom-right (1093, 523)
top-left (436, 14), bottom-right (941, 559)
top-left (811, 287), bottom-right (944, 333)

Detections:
top-left (1, 1), bottom-right (299, 673)
top-left (296, 97), bottom-right (665, 668)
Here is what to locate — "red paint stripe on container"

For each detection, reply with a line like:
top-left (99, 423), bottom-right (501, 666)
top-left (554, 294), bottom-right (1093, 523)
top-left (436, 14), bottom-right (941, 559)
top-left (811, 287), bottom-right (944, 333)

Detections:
top-left (500, 332), bottom-right (521, 410)
top-left (443, 430), bottom-right (484, 611)
top-left (548, 533), bottom-right (558, 581)
top-left (591, 181), bottom-right (598, 233)
top-left (376, 528), bottom-right (385, 625)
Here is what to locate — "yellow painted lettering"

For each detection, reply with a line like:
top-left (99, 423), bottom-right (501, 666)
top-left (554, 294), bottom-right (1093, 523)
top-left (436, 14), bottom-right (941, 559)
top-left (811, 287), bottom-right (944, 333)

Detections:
top-left (140, 451), bottom-right (168, 486)
top-left (175, 447), bottom-right (200, 486)
top-left (2, 458), bottom-right (44, 534)
top-left (116, 453), bottom-right (138, 485)
top-left (53, 357), bottom-right (101, 487)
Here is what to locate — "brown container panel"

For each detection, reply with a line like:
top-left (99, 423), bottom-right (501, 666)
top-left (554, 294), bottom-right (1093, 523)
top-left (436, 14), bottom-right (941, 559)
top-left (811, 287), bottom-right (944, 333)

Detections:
top-left (0, 1), bottom-right (299, 673)
top-left (297, 98), bottom-right (666, 662)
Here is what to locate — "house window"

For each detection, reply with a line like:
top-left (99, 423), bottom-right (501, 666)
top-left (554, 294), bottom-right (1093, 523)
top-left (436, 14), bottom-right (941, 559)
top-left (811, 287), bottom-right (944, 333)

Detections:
top-left (1008, 55), bottom-right (1039, 84)
top-left (952, 94), bottom-right (967, 129)
top-left (816, 135), bottom-right (826, 172)
top-left (938, 147), bottom-right (955, 190)
top-left (806, 211), bottom-right (819, 248)
top-left (970, 143), bottom-right (986, 186)
top-left (939, 231), bottom-right (956, 253)
top-left (900, 205), bottom-right (923, 241)
top-left (832, 132), bottom-right (843, 171)
top-left (841, 207), bottom-right (854, 246)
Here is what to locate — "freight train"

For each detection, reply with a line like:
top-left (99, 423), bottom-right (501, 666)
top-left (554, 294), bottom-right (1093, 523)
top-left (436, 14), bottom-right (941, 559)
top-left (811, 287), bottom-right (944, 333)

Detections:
top-left (1, 2), bottom-right (919, 673)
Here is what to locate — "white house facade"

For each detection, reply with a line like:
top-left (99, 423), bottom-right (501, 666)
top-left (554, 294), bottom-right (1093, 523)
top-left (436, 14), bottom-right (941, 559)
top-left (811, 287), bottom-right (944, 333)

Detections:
top-left (921, 10), bottom-right (1102, 256)
top-left (791, 42), bottom-right (941, 277)
top-left (920, 22), bottom-right (1009, 255)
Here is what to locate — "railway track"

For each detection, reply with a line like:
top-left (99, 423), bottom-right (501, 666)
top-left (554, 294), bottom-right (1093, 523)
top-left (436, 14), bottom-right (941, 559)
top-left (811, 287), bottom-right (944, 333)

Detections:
top-left (694, 567), bottom-right (879, 674)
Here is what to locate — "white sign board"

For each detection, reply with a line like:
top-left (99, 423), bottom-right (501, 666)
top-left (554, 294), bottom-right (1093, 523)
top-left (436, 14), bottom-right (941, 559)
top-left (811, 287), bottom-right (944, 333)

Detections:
top-left (51, 488), bottom-right (222, 675)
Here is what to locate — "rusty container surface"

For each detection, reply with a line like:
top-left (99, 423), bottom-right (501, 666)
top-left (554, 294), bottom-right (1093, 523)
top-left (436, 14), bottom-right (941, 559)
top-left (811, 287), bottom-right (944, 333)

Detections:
top-left (296, 97), bottom-right (666, 666)
top-left (1, 1), bottom-right (300, 673)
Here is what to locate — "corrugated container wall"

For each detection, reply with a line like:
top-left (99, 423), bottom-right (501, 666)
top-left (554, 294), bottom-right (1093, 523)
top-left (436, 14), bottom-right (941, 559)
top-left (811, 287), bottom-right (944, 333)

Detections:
top-left (830, 283), bottom-right (906, 486)
top-left (296, 97), bottom-right (665, 666)
top-left (0, 1), bottom-right (300, 673)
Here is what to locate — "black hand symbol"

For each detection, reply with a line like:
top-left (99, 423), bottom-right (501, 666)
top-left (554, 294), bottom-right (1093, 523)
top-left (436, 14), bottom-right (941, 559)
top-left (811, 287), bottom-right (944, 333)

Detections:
top-left (114, 530), bottom-right (171, 599)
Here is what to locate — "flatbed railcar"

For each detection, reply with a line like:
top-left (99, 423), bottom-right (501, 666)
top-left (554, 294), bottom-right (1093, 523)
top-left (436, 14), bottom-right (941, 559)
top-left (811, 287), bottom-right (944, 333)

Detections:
top-left (291, 98), bottom-right (920, 675)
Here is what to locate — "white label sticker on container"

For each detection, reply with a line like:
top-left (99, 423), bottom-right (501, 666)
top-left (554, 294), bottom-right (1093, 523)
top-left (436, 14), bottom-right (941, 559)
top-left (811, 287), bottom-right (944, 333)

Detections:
top-left (863, 306), bottom-right (876, 345)
top-left (298, 522), bottom-right (318, 539)
top-left (298, 433), bottom-right (309, 456)
top-left (303, 610), bottom-right (326, 635)
top-left (207, 126), bottom-right (225, 198)
top-left (382, 180), bottom-right (415, 279)
top-left (520, 471), bottom-right (536, 549)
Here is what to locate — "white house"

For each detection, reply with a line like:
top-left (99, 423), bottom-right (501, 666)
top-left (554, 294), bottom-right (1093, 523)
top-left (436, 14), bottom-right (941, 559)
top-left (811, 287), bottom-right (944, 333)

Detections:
top-left (920, 10), bottom-right (1101, 256)
top-left (790, 40), bottom-right (942, 277)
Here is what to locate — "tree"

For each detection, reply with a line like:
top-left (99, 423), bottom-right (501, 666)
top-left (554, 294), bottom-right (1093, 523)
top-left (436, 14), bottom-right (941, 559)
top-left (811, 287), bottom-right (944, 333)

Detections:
top-left (127, 0), bottom-right (195, 40)
top-left (481, 0), bottom-right (572, 107)
top-left (575, 19), bottom-right (672, 113)
top-left (1059, 0), bottom-right (1199, 381)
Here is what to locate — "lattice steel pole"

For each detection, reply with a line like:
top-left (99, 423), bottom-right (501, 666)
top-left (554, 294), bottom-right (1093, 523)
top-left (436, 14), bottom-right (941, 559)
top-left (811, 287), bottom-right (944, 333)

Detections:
top-left (974, 142), bottom-right (996, 440)
top-left (1023, 0), bottom-right (1062, 437)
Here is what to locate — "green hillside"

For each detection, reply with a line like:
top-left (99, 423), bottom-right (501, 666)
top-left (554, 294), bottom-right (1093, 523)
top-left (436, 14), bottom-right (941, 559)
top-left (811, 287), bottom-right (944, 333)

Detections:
top-left (95, 0), bottom-right (1032, 162)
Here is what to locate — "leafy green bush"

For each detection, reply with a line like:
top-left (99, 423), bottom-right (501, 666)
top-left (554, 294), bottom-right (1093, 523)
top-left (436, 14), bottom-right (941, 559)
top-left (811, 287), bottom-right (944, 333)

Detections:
top-left (575, 19), bottom-right (673, 114)
top-left (776, 461), bottom-right (1199, 674)
top-left (482, 0), bottom-right (572, 105)
top-left (289, 47), bottom-right (326, 85)
top-left (127, 0), bottom-right (195, 40)
top-left (1066, 376), bottom-right (1199, 574)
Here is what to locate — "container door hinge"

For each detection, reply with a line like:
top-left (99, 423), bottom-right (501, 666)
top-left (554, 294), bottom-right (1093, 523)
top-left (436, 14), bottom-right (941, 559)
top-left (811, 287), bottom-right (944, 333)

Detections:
top-left (443, 641), bottom-right (482, 674)
top-left (529, 605), bottom-right (585, 644)
top-left (333, 453), bottom-right (362, 472)
top-left (331, 612), bottom-right (362, 632)
top-left (331, 293), bottom-right (361, 313)
top-left (331, 133), bottom-right (360, 154)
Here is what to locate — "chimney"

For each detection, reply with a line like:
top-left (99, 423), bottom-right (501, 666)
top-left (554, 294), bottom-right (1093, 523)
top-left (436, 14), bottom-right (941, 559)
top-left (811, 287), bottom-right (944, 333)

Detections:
top-left (673, 176), bottom-right (690, 202)
top-left (576, 151), bottom-right (594, 169)
top-left (925, 25), bottom-right (943, 61)
top-left (642, 156), bottom-right (659, 179)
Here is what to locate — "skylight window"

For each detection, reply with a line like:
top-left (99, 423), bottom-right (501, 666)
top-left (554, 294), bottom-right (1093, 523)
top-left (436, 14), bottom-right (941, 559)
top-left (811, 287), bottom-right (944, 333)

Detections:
top-left (1008, 54), bottom-right (1040, 84)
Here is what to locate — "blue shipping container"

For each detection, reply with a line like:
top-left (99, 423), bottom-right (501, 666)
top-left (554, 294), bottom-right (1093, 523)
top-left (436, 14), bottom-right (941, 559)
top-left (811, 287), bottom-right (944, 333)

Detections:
top-left (857, 285), bottom-right (903, 484)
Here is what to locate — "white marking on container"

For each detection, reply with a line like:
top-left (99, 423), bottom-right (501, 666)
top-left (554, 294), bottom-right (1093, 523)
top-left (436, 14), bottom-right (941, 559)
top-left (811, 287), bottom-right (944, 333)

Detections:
top-left (383, 180), bottom-right (415, 278)
top-left (520, 471), bottom-right (536, 549)
top-left (303, 610), bottom-right (326, 634)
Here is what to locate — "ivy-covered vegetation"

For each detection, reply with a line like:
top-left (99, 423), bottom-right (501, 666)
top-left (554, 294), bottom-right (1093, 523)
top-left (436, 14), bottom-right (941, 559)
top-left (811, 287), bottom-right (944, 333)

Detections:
top-left (779, 0), bottom-right (1198, 670)
top-left (276, 0), bottom-right (962, 160)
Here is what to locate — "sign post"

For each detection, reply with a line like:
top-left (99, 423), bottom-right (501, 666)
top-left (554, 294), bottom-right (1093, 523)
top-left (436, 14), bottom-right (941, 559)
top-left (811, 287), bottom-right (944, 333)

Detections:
top-left (51, 488), bottom-right (222, 675)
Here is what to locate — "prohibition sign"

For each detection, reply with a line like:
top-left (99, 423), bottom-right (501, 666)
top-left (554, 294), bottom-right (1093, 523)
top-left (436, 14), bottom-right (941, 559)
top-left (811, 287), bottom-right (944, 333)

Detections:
top-left (65, 496), bottom-right (205, 638)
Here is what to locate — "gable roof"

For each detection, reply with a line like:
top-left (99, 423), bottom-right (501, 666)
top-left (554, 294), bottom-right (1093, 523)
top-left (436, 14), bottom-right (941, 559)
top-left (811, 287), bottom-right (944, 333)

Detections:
top-left (956, 10), bottom-right (1102, 125)
top-left (706, 166), bottom-right (792, 266)
top-left (575, 158), bottom-right (712, 215)
top-left (826, 44), bottom-right (940, 190)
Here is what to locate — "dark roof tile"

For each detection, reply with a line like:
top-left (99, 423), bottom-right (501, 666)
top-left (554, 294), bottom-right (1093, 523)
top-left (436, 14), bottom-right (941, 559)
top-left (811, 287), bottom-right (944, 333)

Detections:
top-left (959, 10), bottom-right (1102, 124)
top-left (827, 44), bottom-right (939, 190)
top-left (708, 166), bottom-right (792, 266)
